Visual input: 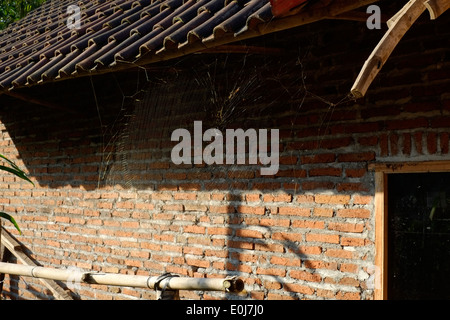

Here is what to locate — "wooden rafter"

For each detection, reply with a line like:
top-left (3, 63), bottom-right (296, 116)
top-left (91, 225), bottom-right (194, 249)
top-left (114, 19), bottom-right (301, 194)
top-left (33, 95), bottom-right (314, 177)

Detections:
top-left (351, 0), bottom-right (450, 98)
top-left (199, 45), bottom-right (283, 55)
top-left (425, 0), bottom-right (450, 19)
top-left (2, 91), bottom-right (78, 114)
top-left (331, 10), bottom-right (389, 23)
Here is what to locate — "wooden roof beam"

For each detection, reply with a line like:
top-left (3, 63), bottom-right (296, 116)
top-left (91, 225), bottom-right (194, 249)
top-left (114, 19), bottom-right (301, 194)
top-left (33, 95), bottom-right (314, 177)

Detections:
top-left (2, 90), bottom-right (79, 114)
top-left (351, 0), bottom-right (450, 99)
top-left (330, 10), bottom-right (389, 23)
top-left (424, 0), bottom-right (450, 19)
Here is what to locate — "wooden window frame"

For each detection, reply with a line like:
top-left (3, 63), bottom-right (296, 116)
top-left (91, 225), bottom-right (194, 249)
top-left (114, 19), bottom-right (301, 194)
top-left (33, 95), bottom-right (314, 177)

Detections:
top-left (369, 161), bottom-right (450, 300)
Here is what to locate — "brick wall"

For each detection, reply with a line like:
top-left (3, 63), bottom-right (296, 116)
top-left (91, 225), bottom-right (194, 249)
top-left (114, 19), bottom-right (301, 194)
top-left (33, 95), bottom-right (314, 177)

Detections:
top-left (0, 2), bottom-right (449, 300)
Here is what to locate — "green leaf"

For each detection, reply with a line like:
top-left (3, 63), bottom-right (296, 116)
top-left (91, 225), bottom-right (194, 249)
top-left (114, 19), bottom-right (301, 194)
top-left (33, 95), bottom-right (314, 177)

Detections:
top-left (0, 164), bottom-right (34, 185)
top-left (0, 154), bottom-right (34, 186)
top-left (0, 212), bottom-right (22, 235)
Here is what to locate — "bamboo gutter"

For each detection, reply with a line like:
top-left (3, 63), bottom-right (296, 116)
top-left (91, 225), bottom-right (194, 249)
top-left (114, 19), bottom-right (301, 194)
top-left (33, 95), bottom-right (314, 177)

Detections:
top-left (0, 261), bottom-right (244, 297)
top-left (0, 227), bottom-right (243, 299)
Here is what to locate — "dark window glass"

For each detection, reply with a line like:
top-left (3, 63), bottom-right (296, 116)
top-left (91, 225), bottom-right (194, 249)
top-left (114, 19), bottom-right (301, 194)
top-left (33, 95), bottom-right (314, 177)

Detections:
top-left (388, 172), bottom-right (450, 299)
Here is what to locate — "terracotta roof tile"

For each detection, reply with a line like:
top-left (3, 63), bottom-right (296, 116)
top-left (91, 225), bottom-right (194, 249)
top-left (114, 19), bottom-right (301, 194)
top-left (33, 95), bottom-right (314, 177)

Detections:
top-left (0, 0), bottom-right (306, 92)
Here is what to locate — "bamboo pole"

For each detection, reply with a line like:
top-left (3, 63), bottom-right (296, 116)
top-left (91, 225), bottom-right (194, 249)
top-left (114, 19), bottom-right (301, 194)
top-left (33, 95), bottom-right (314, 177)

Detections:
top-left (0, 262), bottom-right (244, 294)
top-left (1, 227), bottom-right (73, 300)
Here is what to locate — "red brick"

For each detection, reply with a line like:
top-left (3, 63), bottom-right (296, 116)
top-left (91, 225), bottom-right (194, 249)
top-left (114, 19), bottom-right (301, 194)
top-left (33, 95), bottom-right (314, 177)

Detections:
top-left (236, 205), bottom-right (265, 215)
top-left (340, 263), bottom-right (358, 273)
top-left (290, 270), bottom-right (322, 282)
top-left (403, 133), bottom-right (411, 155)
top-left (164, 172), bottom-right (186, 180)
top-left (339, 277), bottom-right (360, 287)
top-left (270, 256), bottom-right (301, 267)
top-left (209, 205), bottom-right (235, 214)
top-left (325, 248), bottom-right (354, 259)
top-left (302, 181), bottom-right (334, 190)
top-left (267, 293), bottom-right (296, 300)
top-left (296, 195), bottom-right (315, 203)
top-left (352, 195), bottom-right (373, 205)
top-left (263, 193), bottom-right (293, 202)
top-left (228, 171), bottom-right (255, 179)
top-left (345, 168), bottom-right (366, 178)
top-left (337, 208), bottom-right (371, 218)
top-left (317, 289), bottom-right (335, 299)
top-left (228, 240), bottom-right (254, 250)
top-left (320, 137), bottom-right (353, 149)
top-left (179, 183), bottom-right (201, 191)
top-left (313, 207), bottom-right (333, 217)
top-left (284, 283), bottom-right (315, 295)
top-left (414, 132), bottom-right (423, 154)
top-left (272, 232), bottom-right (303, 242)
top-left (236, 229), bottom-right (264, 239)
top-left (183, 246), bottom-right (204, 255)
top-left (275, 169), bottom-right (307, 178)
top-left (279, 155), bottom-right (298, 165)
top-left (162, 204), bottom-right (184, 212)
top-left (264, 281), bottom-right (283, 290)
top-left (304, 260), bottom-right (337, 270)
top-left (259, 218), bottom-right (290, 227)
top-left (174, 193), bottom-right (197, 200)
top-left (341, 237), bottom-right (366, 246)
top-left (309, 167), bottom-right (342, 177)
top-left (296, 245), bottom-right (322, 255)
top-left (254, 242), bottom-right (284, 252)
top-left (337, 182), bottom-right (368, 192)
top-left (292, 220), bottom-right (324, 229)
top-left (386, 117), bottom-right (428, 130)
top-left (440, 132), bottom-right (449, 154)
top-left (121, 221), bottom-right (139, 229)
top-left (358, 136), bottom-right (378, 146)
top-left (328, 222), bottom-right (364, 233)
top-left (208, 227), bottom-right (232, 235)
top-left (380, 133), bottom-right (388, 156)
top-left (278, 206), bottom-right (310, 216)
top-left (301, 153), bottom-right (336, 164)
top-left (338, 152), bottom-right (375, 162)
top-left (184, 225), bottom-right (206, 234)
top-left (427, 132), bottom-right (437, 154)
top-left (336, 291), bottom-right (361, 300)
top-left (306, 233), bottom-right (340, 244)
top-left (390, 134), bottom-right (399, 155)
top-left (256, 267), bottom-right (286, 277)
top-left (245, 193), bottom-right (261, 202)
top-left (187, 172), bottom-right (211, 180)
top-left (184, 204), bottom-right (208, 212)
top-left (315, 194), bottom-right (350, 205)
top-left (116, 201), bottom-right (134, 209)
top-left (186, 258), bottom-right (209, 269)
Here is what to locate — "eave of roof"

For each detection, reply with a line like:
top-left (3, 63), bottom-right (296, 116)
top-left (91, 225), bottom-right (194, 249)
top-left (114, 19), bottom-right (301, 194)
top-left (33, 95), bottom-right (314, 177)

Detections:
top-left (0, 0), bottom-right (379, 93)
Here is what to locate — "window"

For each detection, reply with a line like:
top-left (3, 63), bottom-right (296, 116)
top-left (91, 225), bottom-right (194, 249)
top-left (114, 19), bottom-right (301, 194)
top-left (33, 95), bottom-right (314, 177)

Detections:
top-left (372, 162), bottom-right (450, 300)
